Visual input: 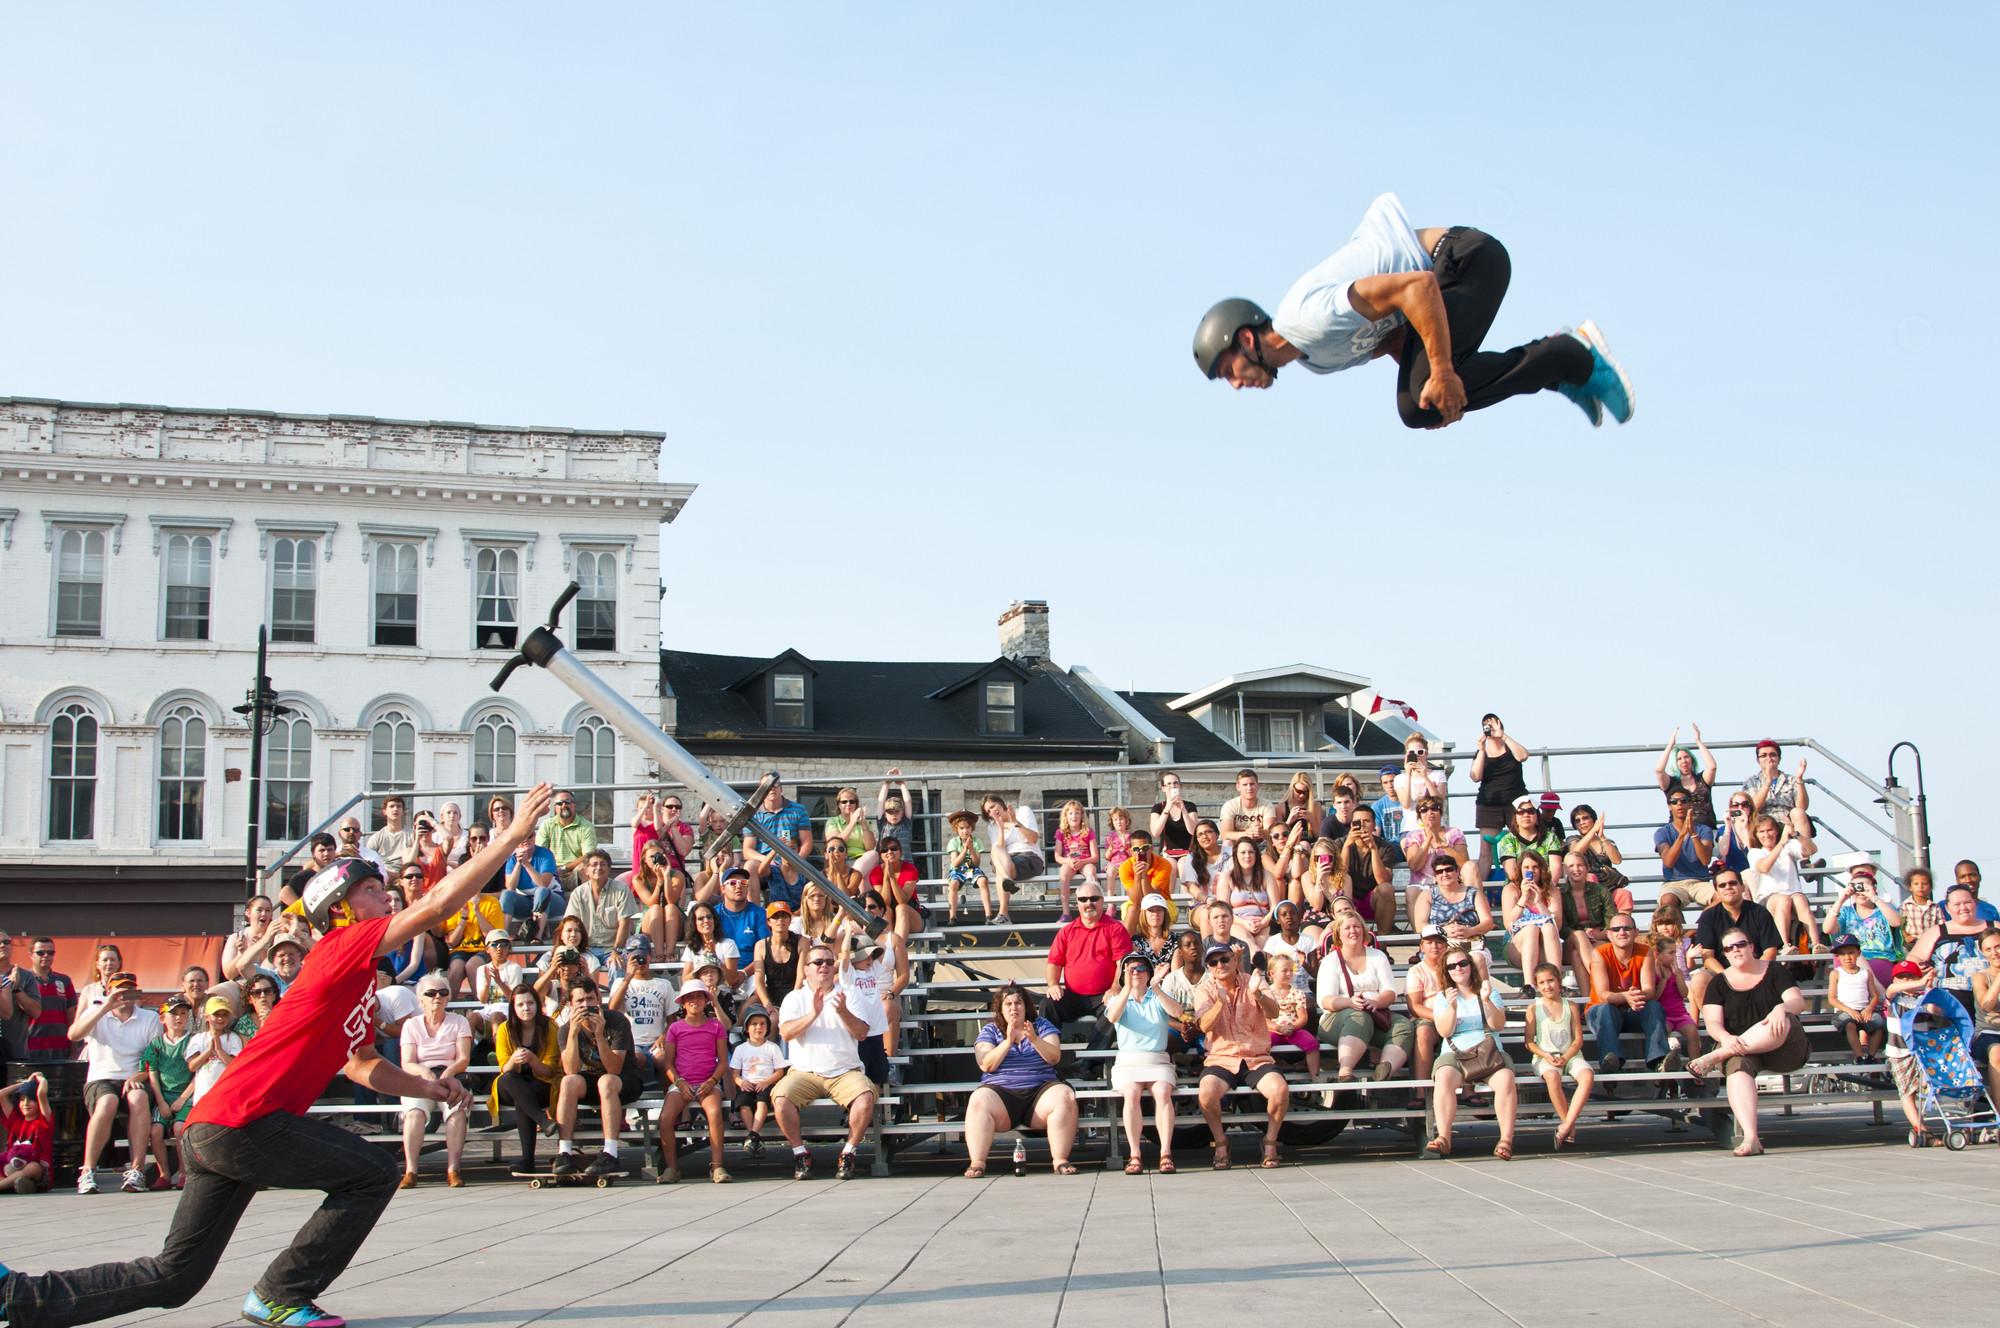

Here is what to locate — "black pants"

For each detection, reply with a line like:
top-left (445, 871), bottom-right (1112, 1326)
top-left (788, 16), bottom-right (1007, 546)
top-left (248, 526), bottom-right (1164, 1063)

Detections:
top-left (2, 1113), bottom-right (400, 1328)
top-left (496, 1070), bottom-right (553, 1169)
top-left (1046, 990), bottom-right (1114, 1054)
top-left (1395, 227), bottom-right (1592, 428)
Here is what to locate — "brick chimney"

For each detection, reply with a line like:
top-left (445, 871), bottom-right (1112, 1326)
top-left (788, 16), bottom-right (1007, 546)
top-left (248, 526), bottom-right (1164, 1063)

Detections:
top-left (998, 599), bottom-right (1050, 663)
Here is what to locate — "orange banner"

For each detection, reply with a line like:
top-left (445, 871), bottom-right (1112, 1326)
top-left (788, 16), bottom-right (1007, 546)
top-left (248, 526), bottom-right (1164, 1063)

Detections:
top-left (41, 936), bottom-right (228, 995)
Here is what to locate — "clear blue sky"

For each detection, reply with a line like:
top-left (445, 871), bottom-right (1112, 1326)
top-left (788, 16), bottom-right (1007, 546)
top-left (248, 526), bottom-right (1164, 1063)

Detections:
top-left (5, 5), bottom-right (1993, 846)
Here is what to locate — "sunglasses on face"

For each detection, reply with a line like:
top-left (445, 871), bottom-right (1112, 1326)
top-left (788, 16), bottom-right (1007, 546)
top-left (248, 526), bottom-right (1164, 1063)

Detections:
top-left (837, 799), bottom-right (857, 806)
top-left (806, 958), bottom-right (835, 968)
top-left (251, 988), bottom-right (277, 999)
top-left (1609, 925), bottom-right (1635, 933)
top-left (1205, 956), bottom-right (1230, 968)
top-left (1077, 897), bottom-right (1103, 906)
top-left (420, 990), bottom-right (449, 998)
top-left (1668, 799), bottom-right (1689, 807)
top-left (1446, 960), bottom-right (1472, 971)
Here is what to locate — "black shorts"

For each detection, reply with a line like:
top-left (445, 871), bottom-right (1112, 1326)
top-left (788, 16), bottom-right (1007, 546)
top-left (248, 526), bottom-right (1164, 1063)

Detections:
top-left (983, 1081), bottom-right (1062, 1130)
top-left (1200, 1060), bottom-right (1287, 1092)
top-left (858, 1034), bottom-right (891, 1085)
top-left (734, 1084), bottom-right (773, 1111)
top-left (577, 1069), bottom-right (634, 1109)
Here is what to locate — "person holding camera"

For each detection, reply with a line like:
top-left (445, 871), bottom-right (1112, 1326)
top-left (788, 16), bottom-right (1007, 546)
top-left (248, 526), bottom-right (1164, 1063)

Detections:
top-left (1822, 862), bottom-right (1904, 985)
top-left (68, 973), bottom-right (161, 1195)
top-left (551, 979), bottom-right (635, 1181)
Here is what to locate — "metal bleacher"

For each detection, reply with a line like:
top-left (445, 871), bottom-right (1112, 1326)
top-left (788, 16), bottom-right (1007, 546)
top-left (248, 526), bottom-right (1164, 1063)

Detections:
top-left (291, 735), bottom-right (1941, 1176)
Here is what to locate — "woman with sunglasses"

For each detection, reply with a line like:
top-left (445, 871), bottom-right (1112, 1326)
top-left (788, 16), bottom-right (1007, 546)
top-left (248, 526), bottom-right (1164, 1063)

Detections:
top-left (1688, 926), bottom-right (1809, 1155)
top-left (221, 897), bottom-right (278, 985)
top-left (1428, 948), bottom-right (1517, 1160)
top-left (823, 787), bottom-right (877, 874)
top-left (1293, 841), bottom-right (1345, 938)
top-left (397, 978), bottom-right (473, 1188)
top-left (1393, 736), bottom-right (1449, 825)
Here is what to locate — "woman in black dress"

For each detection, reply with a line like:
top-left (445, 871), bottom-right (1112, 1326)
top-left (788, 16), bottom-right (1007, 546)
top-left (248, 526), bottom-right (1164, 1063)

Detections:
top-left (1688, 926), bottom-right (1809, 1155)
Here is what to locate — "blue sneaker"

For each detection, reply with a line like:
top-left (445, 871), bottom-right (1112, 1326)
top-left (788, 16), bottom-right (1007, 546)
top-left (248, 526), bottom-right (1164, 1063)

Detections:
top-left (1574, 319), bottom-right (1634, 424)
top-left (1554, 337), bottom-right (1603, 427)
top-left (241, 1291), bottom-right (346, 1327)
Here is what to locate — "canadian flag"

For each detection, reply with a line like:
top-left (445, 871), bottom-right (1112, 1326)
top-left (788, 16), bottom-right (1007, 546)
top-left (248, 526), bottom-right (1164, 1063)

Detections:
top-left (1369, 695), bottom-right (1419, 722)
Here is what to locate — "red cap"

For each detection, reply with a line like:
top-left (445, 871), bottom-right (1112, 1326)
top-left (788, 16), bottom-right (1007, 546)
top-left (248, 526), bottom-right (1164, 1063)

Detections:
top-left (1891, 960), bottom-right (1927, 981)
top-left (1755, 739), bottom-right (1781, 754)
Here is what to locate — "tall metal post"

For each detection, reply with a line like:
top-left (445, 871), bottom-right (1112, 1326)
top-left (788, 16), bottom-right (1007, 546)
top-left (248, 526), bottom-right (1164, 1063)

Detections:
top-left (1885, 741), bottom-right (1930, 874)
top-left (233, 626), bottom-right (291, 899)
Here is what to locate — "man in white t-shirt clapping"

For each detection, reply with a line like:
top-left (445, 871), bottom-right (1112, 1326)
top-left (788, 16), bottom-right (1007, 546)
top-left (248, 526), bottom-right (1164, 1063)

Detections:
top-left (773, 944), bottom-right (877, 1182)
top-left (1193, 191), bottom-right (1633, 432)
top-left (981, 795), bottom-right (1044, 897)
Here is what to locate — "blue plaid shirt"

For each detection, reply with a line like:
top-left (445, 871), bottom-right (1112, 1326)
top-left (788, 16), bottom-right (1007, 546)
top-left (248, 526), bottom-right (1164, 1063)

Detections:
top-left (747, 799), bottom-right (812, 856)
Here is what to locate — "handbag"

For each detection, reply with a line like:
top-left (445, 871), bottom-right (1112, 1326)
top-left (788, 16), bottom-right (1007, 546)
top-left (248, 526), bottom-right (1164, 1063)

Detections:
top-left (1455, 1034), bottom-right (1508, 1084)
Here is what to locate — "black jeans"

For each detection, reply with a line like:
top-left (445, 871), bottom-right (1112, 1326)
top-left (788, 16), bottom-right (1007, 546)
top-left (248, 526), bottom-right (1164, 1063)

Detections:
top-left (1395, 227), bottom-right (1592, 428)
top-left (495, 1070), bottom-right (553, 1168)
top-left (2, 1113), bottom-right (400, 1327)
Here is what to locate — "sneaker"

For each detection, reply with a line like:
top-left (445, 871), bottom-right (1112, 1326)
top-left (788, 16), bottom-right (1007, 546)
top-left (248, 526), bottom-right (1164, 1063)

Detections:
top-left (552, 1152), bottom-right (579, 1178)
top-left (1554, 333), bottom-right (1603, 427)
top-left (1561, 973), bottom-right (1579, 995)
top-left (1573, 320), bottom-right (1634, 424)
top-left (120, 1168), bottom-right (146, 1194)
top-left (747, 1132), bottom-right (765, 1161)
top-left (792, 1151), bottom-right (814, 1181)
top-left (76, 1169), bottom-right (98, 1195)
top-left (1659, 1049), bottom-right (1685, 1076)
top-left (835, 1150), bottom-right (857, 1181)
top-left (582, 1151), bottom-right (620, 1179)
top-left (1599, 1054), bottom-right (1623, 1078)
top-left (241, 1290), bottom-right (347, 1327)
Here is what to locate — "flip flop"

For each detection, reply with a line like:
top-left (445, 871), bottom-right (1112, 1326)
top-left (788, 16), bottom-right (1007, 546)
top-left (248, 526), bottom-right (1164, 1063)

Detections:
top-left (963, 1164), bottom-right (987, 1179)
top-left (1261, 1143), bottom-right (1281, 1169)
top-left (1493, 1139), bottom-right (1514, 1161)
top-left (1124, 1156), bottom-right (1143, 1175)
top-left (1212, 1144), bottom-right (1231, 1171)
top-left (1427, 1136), bottom-right (1451, 1157)
top-left (1053, 1161), bottom-right (1080, 1175)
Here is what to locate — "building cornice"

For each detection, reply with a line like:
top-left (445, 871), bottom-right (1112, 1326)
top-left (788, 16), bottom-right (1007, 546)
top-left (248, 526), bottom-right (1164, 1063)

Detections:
top-left (4, 457), bottom-right (694, 519)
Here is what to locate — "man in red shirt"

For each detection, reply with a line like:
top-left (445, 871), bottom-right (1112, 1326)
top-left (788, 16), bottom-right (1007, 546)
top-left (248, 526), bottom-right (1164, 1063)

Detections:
top-left (0, 785), bottom-right (554, 1328)
top-left (1044, 885), bottom-right (1133, 1042)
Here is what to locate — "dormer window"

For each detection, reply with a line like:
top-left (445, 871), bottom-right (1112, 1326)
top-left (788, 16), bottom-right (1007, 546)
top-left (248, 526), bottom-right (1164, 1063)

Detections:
top-left (771, 672), bottom-right (810, 729)
top-left (982, 679), bottom-right (1020, 735)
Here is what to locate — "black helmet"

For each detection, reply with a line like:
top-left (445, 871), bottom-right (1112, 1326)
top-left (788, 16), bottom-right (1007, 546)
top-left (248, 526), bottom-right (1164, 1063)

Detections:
top-left (302, 856), bottom-right (382, 929)
top-left (1192, 298), bottom-right (1271, 379)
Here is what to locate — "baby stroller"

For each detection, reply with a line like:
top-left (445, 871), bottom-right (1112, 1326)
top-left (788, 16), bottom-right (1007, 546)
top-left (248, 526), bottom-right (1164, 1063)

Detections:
top-left (1902, 990), bottom-right (1999, 1150)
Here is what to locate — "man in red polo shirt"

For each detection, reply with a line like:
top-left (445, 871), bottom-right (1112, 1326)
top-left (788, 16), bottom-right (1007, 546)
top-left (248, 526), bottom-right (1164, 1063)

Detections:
top-left (0, 786), bottom-right (554, 1328)
top-left (1044, 883), bottom-right (1133, 1041)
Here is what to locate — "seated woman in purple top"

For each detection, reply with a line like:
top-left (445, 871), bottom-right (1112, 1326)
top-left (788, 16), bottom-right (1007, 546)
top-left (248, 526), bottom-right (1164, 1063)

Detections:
top-left (961, 984), bottom-right (1078, 1178)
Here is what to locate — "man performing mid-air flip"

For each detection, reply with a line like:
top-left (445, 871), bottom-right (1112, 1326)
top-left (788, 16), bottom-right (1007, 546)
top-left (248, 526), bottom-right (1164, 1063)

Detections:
top-left (1193, 192), bottom-right (1633, 430)
top-left (1, 784), bottom-right (556, 1328)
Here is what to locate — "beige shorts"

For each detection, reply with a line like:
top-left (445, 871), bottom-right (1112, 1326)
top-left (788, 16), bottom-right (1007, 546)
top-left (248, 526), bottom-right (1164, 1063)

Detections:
top-left (774, 1068), bottom-right (875, 1110)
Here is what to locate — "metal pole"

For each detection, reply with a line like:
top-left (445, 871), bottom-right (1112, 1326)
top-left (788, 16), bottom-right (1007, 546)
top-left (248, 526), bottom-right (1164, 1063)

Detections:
top-left (244, 626), bottom-right (268, 898)
top-left (1886, 741), bottom-right (1930, 872)
top-left (493, 585), bottom-right (883, 937)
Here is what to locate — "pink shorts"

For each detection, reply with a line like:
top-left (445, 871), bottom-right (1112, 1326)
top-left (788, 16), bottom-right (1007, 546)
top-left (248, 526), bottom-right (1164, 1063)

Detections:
top-left (1275, 1028), bottom-right (1319, 1054)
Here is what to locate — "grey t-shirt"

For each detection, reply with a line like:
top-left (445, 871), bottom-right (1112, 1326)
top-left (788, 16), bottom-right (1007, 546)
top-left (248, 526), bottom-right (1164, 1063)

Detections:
top-left (1271, 192), bottom-right (1431, 375)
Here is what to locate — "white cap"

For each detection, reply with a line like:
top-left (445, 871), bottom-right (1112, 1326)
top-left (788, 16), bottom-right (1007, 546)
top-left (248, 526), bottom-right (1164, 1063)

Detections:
top-left (675, 978), bottom-right (712, 1004)
top-left (1140, 893), bottom-right (1171, 914)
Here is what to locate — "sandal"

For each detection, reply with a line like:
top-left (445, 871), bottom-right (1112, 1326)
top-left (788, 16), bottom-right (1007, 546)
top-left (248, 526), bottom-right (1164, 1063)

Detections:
top-left (1053, 1161), bottom-right (1080, 1176)
top-left (1427, 1136), bottom-right (1451, 1158)
top-left (1261, 1142), bottom-right (1281, 1169)
top-left (963, 1164), bottom-right (987, 1179)
top-left (1124, 1155), bottom-right (1144, 1175)
top-left (1733, 1142), bottom-right (1765, 1157)
top-left (1212, 1143), bottom-right (1232, 1171)
top-left (1158, 1157), bottom-right (1177, 1175)
top-left (1493, 1139), bottom-right (1514, 1161)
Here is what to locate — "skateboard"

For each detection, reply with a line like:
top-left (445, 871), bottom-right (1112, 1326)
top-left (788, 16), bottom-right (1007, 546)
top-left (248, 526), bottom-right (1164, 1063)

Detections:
top-left (511, 1168), bottom-right (630, 1189)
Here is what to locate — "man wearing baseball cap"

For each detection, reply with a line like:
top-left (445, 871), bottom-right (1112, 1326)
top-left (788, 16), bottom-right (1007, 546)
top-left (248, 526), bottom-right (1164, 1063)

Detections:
top-left (0, 783), bottom-right (554, 1328)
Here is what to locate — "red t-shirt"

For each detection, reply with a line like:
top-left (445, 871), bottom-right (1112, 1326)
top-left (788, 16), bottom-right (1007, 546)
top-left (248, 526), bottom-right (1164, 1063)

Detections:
top-left (190, 916), bottom-right (392, 1128)
top-left (866, 862), bottom-right (921, 903)
top-left (3, 1104), bottom-right (52, 1168)
top-left (1047, 918), bottom-right (1133, 997)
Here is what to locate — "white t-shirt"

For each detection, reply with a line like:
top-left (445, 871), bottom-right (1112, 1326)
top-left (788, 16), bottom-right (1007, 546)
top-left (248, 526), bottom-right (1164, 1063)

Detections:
top-left (777, 985), bottom-right (863, 1077)
top-left (729, 1039), bottom-right (787, 1087)
top-left (987, 805), bottom-right (1042, 858)
top-left (1748, 840), bottom-right (1808, 900)
top-left (839, 959), bottom-right (893, 1038)
top-left (1271, 192), bottom-right (1432, 375)
top-left (186, 1029), bottom-right (244, 1102)
top-left (473, 961), bottom-right (527, 1009)
top-left (618, 975), bottom-right (676, 1049)
top-left (374, 982), bottom-right (421, 1033)
top-left (84, 1006), bottom-right (163, 1081)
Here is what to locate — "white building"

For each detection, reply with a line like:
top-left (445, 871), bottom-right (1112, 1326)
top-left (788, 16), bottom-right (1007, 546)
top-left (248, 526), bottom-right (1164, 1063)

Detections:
top-left (0, 396), bottom-right (690, 932)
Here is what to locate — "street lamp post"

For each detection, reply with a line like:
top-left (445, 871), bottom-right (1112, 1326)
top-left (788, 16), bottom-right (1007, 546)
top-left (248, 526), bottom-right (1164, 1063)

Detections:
top-left (232, 625), bottom-right (294, 899)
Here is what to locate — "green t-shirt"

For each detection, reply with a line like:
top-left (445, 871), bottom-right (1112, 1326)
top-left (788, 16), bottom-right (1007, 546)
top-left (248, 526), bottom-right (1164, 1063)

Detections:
top-left (143, 1032), bottom-right (196, 1101)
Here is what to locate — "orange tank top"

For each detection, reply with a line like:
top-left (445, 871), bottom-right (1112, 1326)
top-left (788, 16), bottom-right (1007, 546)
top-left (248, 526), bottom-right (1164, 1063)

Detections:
top-left (1589, 943), bottom-right (1648, 1007)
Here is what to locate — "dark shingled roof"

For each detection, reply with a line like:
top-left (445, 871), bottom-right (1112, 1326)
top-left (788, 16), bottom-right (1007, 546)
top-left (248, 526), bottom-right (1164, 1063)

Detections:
top-left (661, 650), bottom-right (1123, 760)
top-left (1120, 692), bottom-right (1244, 763)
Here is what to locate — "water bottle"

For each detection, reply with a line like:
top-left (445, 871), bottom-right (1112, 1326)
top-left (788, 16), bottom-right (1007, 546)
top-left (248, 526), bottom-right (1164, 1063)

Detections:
top-left (1012, 1138), bottom-right (1027, 1177)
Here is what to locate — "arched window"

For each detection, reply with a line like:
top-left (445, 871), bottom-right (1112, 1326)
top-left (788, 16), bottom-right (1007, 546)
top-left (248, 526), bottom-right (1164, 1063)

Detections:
top-left (264, 714), bottom-right (313, 843)
top-left (571, 714), bottom-right (616, 839)
top-left (369, 708), bottom-right (417, 827)
top-left (157, 704), bottom-right (208, 841)
top-left (472, 711), bottom-right (518, 789)
top-left (162, 533), bottom-right (213, 641)
top-left (48, 701), bottom-right (99, 841)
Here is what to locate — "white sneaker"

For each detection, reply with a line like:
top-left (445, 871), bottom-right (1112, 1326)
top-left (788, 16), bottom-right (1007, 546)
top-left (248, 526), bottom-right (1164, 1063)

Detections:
top-left (120, 1167), bottom-right (146, 1194)
top-left (76, 1168), bottom-right (98, 1194)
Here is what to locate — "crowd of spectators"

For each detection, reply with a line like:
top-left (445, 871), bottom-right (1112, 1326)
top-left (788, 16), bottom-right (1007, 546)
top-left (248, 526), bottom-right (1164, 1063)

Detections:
top-left (11, 728), bottom-right (1998, 1193)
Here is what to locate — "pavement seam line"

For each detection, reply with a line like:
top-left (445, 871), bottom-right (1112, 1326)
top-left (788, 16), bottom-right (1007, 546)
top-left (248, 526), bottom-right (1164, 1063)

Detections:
top-left (827, 1178), bottom-right (996, 1327)
top-left (716, 1174), bottom-right (954, 1328)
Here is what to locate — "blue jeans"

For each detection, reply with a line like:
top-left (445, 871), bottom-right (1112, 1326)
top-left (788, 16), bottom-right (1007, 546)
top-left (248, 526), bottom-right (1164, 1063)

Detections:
top-left (501, 885), bottom-right (564, 928)
top-left (1, 1112), bottom-right (400, 1326)
top-left (1586, 1000), bottom-right (1669, 1068)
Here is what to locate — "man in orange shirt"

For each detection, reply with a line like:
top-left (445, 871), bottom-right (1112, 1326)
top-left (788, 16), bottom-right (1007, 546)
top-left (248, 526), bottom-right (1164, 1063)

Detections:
top-left (1193, 943), bottom-right (1287, 1169)
top-left (1115, 833), bottom-right (1176, 925)
top-left (1584, 912), bottom-right (1676, 1079)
